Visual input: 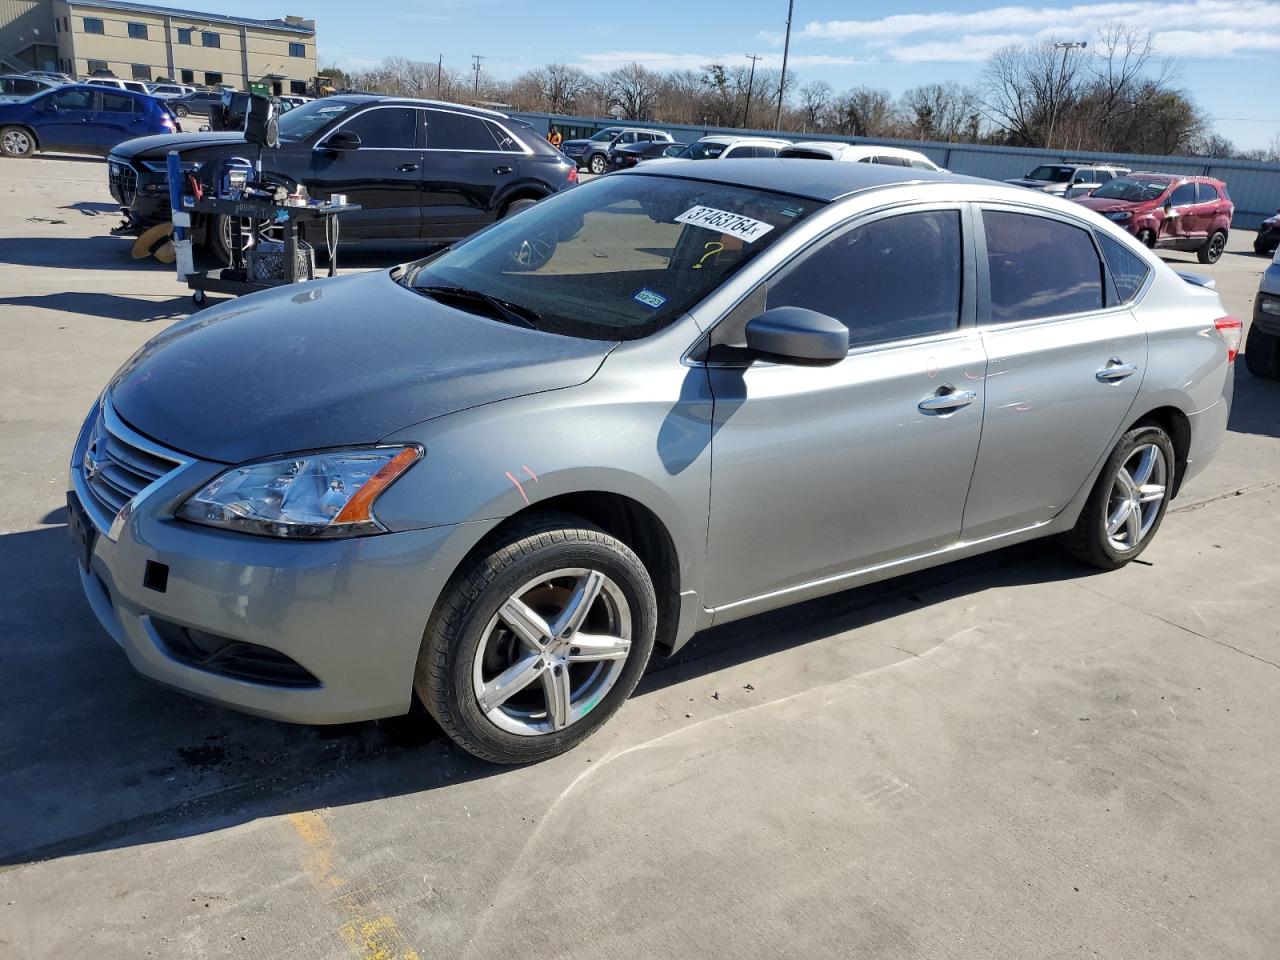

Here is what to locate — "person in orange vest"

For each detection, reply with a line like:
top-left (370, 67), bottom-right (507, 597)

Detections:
top-left (547, 125), bottom-right (563, 148)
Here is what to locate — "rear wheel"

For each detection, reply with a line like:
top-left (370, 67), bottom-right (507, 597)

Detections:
top-left (1197, 230), bottom-right (1227, 264)
top-left (1255, 240), bottom-right (1275, 257)
top-left (1245, 323), bottom-right (1280, 380)
top-left (0, 126), bottom-right (34, 158)
top-left (1060, 425), bottom-right (1175, 570)
top-left (173, 103), bottom-right (189, 118)
top-left (500, 197), bottom-right (539, 219)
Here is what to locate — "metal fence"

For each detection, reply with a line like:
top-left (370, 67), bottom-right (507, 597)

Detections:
top-left (511, 111), bottom-right (1280, 231)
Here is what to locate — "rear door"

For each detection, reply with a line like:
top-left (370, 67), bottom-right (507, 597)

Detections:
top-left (1188, 181), bottom-right (1221, 239)
top-left (961, 206), bottom-right (1145, 541)
top-left (90, 91), bottom-right (151, 153)
top-left (420, 107), bottom-right (522, 241)
top-left (37, 87), bottom-right (99, 152)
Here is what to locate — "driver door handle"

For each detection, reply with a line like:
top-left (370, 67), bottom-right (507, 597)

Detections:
top-left (492, 165), bottom-right (515, 175)
top-left (918, 385), bottom-right (977, 412)
top-left (1096, 359), bottom-right (1138, 382)
top-left (397, 163), bottom-right (419, 172)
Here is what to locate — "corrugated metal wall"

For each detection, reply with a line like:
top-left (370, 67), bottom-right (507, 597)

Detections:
top-left (512, 111), bottom-right (1280, 230)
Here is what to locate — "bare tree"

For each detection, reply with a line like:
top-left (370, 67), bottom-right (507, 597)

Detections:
top-left (604, 62), bottom-right (663, 120)
top-left (829, 86), bottom-right (902, 138)
top-left (981, 38), bottom-right (1086, 146)
top-left (797, 80), bottom-right (833, 132)
top-left (901, 82), bottom-right (979, 141)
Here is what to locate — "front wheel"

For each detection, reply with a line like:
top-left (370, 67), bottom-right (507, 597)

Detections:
top-left (415, 514), bottom-right (657, 764)
top-left (1245, 324), bottom-right (1280, 380)
top-left (1197, 230), bottom-right (1227, 264)
top-left (588, 153), bottom-right (608, 175)
top-left (1060, 425), bottom-right (1175, 570)
top-left (0, 126), bottom-right (35, 158)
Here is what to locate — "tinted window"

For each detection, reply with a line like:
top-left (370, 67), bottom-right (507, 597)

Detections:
top-left (1096, 233), bottom-right (1150, 304)
top-left (984, 211), bottom-right (1103, 323)
top-left (100, 92), bottom-right (137, 113)
top-left (873, 155), bottom-right (909, 166)
top-left (52, 88), bottom-right (94, 110)
top-left (768, 210), bottom-right (963, 347)
top-left (485, 120), bottom-right (522, 152)
top-left (1097, 170), bottom-right (1115, 182)
top-left (344, 107), bottom-right (417, 148)
top-left (755, 146), bottom-right (780, 158)
top-left (1169, 183), bottom-right (1196, 206)
top-left (909, 159), bottom-right (935, 170)
top-left (426, 109), bottom-right (499, 150)
top-left (1196, 182), bottom-right (1220, 203)
top-left (1027, 165), bottom-right (1073, 182)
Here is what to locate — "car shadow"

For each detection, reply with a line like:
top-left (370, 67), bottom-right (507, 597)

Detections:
top-left (0, 292), bottom-right (189, 322)
top-left (0, 235), bottom-right (161, 271)
top-left (1229, 357), bottom-right (1280, 440)
top-left (60, 201), bottom-right (122, 217)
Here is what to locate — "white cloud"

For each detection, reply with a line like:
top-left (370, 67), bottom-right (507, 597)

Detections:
top-left (572, 50), bottom-right (862, 72)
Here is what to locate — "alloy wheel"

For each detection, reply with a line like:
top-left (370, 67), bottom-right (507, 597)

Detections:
top-left (471, 567), bottom-right (632, 736)
top-left (1206, 233), bottom-right (1226, 262)
top-left (1104, 443), bottom-right (1167, 553)
top-left (2, 129), bottom-right (31, 156)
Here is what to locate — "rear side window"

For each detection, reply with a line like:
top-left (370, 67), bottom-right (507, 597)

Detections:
top-left (100, 92), bottom-right (137, 113)
top-left (909, 159), bottom-right (935, 170)
top-left (873, 155), bottom-right (909, 166)
top-left (768, 210), bottom-right (963, 347)
top-left (426, 109), bottom-right (499, 150)
top-left (484, 120), bottom-right (522, 152)
top-left (1096, 233), bottom-right (1150, 303)
top-left (1196, 182), bottom-right (1220, 203)
top-left (1169, 183), bottom-right (1197, 206)
top-left (343, 108), bottom-right (417, 148)
top-left (983, 210), bottom-right (1104, 323)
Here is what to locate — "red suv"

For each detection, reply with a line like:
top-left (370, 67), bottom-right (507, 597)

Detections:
top-left (1074, 172), bottom-right (1234, 264)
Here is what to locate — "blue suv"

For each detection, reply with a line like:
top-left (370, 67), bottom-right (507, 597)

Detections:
top-left (0, 84), bottom-right (177, 159)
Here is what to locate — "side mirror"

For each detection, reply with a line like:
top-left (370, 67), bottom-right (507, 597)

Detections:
top-left (319, 129), bottom-right (360, 151)
top-left (745, 307), bottom-right (849, 366)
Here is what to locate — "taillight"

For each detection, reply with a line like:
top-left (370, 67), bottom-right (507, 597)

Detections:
top-left (566, 166), bottom-right (578, 184)
top-left (1215, 316), bottom-right (1241, 362)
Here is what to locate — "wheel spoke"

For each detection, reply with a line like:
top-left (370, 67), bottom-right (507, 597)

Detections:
top-left (1124, 499), bottom-right (1143, 545)
top-left (1114, 466), bottom-right (1136, 498)
top-left (1131, 446), bottom-right (1159, 486)
top-left (554, 570), bottom-right (605, 638)
top-left (541, 664), bottom-right (572, 731)
top-left (566, 633), bottom-right (631, 662)
top-left (499, 597), bottom-right (552, 651)
top-left (479, 653), bottom-right (544, 713)
top-left (1106, 499), bottom-right (1132, 535)
top-left (1137, 483), bottom-right (1165, 504)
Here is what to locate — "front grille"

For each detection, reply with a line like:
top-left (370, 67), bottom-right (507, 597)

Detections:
top-left (79, 403), bottom-right (182, 521)
top-left (108, 157), bottom-right (138, 207)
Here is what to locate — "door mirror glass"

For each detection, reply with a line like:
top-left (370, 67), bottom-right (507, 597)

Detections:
top-left (745, 307), bottom-right (849, 366)
top-left (320, 129), bottom-right (361, 151)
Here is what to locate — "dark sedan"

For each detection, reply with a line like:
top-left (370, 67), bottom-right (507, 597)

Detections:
top-left (168, 90), bottom-right (228, 118)
top-left (610, 140), bottom-right (687, 169)
top-left (107, 95), bottom-right (578, 261)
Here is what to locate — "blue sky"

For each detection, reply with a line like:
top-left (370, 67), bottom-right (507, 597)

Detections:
top-left (215, 0), bottom-right (1275, 148)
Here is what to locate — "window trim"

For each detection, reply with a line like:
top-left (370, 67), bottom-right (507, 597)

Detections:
top-left (422, 106), bottom-right (533, 155)
top-left (1094, 229), bottom-right (1154, 306)
top-left (314, 104), bottom-right (424, 150)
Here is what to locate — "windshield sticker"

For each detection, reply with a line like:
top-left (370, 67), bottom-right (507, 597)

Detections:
top-left (675, 206), bottom-right (776, 244)
top-left (633, 288), bottom-right (667, 309)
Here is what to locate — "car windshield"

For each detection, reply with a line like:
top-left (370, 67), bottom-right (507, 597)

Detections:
top-left (1092, 177), bottom-right (1170, 202)
top-left (401, 174), bottom-right (816, 341)
top-left (590, 129), bottom-right (620, 141)
top-left (1027, 165), bottom-right (1074, 182)
top-left (676, 141), bottom-right (727, 160)
top-left (277, 98), bottom-right (359, 141)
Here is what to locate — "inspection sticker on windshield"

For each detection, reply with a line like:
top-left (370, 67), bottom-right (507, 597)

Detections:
top-left (675, 206), bottom-right (775, 243)
top-left (633, 288), bottom-right (667, 309)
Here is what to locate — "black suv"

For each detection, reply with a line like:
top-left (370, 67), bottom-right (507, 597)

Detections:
top-left (107, 95), bottom-right (578, 260)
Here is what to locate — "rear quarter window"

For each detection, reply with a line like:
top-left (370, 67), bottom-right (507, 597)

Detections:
top-left (1096, 233), bottom-right (1151, 303)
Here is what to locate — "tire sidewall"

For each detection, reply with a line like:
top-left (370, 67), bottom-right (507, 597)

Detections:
top-left (589, 153), bottom-right (607, 175)
top-left (1091, 425), bottom-right (1176, 566)
top-left (1, 126), bottom-right (34, 158)
top-left (1199, 230), bottom-right (1226, 264)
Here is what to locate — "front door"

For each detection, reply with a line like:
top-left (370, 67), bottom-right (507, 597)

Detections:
top-left (962, 207), bottom-right (1145, 540)
top-left (307, 105), bottom-right (424, 240)
top-left (420, 108), bottom-right (522, 242)
top-left (1160, 181), bottom-right (1198, 244)
top-left (704, 206), bottom-right (986, 610)
top-left (36, 87), bottom-right (99, 152)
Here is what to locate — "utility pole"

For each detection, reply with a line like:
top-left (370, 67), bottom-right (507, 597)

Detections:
top-left (743, 53), bottom-right (762, 128)
top-left (437, 54), bottom-right (443, 98)
top-left (1046, 40), bottom-right (1087, 149)
top-left (471, 54), bottom-right (484, 100)
top-left (775, 0), bottom-right (795, 130)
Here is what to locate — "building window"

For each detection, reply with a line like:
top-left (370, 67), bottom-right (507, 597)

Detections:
top-left (290, 80), bottom-right (306, 94)
top-left (202, 31), bottom-right (220, 48)
top-left (131, 63), bottom-right (151, 80)
top-left (204, 71), bottom-right (223, 86)
top-left (177, 27), bottom-right (192, 44)
top-left (180, 68), bottom-right (194, 84)
top-left (288, 42), bottom-right (305, 57)
top-left (83, 17), bottom-right (104, 34)
top-left (87, 59), bottom-right (108, 74)
top-left (55, 18), bottom-right (60, 32)
top-left (63, 16), bottom-right (69, 31)
top-left (127, 22), bottom-right (147, 39)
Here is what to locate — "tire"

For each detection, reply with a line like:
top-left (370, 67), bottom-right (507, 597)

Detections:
top-left (1245, 323), bottom-right (1280, 380)
top-left (1137, 228), bottom-right (1156, 248)
top-left (206, 214), bottom-right (280, 266)
top-left (501, 197), bottom-right (539, 219)
top-left (415, 513), bottom-right (658, 764)
top-left (0, 126), bottom-right (35, 158)
top-left (1197, 230), bottom-right (1227, 264)
top-left (173, 103), bottom-right (189, 118)
top-left (1060, 424), bottom-right (1176, 570)
top-left (588, 153), bottom-right (608, 175)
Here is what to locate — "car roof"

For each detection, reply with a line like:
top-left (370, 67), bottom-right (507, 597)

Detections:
top-left (699, 135), bottom-right (790, 146)
top-left (624, 156), bottom-right (971, 201)
top-left (321, 94), bottom-right (510, 119)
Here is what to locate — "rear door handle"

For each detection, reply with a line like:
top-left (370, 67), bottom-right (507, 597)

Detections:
top-left (492, 165), bottom-right (515, 175)
top-left (918, 385), bottom-right (977, 413)
top-left (397, 163), bottom-right (419, 172)
top-left (1095, 359), bottom-right (1138, 382)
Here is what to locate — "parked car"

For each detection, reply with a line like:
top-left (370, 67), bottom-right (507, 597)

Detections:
top-left (662, 135), bottom-right (791, 161)
top-left (166, 89), bottom-right (225, 118)
top-left (1073, 173), bottom-right (1235, 264)
top-left (27, 69), bottom-right (73, 84)
top-left (1254, 209), bottom-right (1279, 256)
top-left (779, 141), bottom-right (941, 170)
top-left (610, 139), bottom-right (687, 169)
top-left (146, 82), bottom-right (195, 98)
top-left (278, 94), bottom-right (311, 108)
top-left (68, 160), bottom-right (1236, 763)
top-left (107, 95), bottom-right (577, 261)
top-left (1007, 162), bottom-right (1130, 197)
top-left (560, 126), bottom-right (673, 174)
top-left (1247, 249), bottom-right (1280, 379)
top-left (0, 73), bottom-right (59, 101)
top-left (84, 76), bottom-right (151, 95)
top-left (0, 84), bottom-right (177, 158)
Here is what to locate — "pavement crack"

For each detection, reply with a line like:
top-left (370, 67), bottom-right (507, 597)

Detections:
top-left (1171, 478), bottom-right (1279, 514)
top-left (1202, 636), bottom-right (1280, 672)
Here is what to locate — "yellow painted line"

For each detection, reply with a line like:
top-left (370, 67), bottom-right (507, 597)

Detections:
top-left (286, 811), bottom-right (421, 960)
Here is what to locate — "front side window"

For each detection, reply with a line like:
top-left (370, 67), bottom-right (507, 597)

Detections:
top-left (127, 22), bottom-right (147, 39)
top-left (101, 92), bottom-right (137, 113)
top-left (202, 31), bottom-right (220, 48)
top-left (984, 210), bottom-right (1104, 323)
top-left (767, 210), bottom-right (963, 348)
top-left (1027, 165), bottom-right (1073, 182)
top-left (51, 88), bottom-right (94, 110)
top-left (1096, 233), bottom-right (1150, 303)
top-left (425, 109), bottom-right (498, 150)
top-left (83, 17), bottom-right (104, 33)
top-left (403, 175), bottom-right (815, 341)
top-left (342, 107), bottom-right (417, 148)
top-left (278, 97), bottom-right (357, 141)
top-left (589, 128), bottom-right (620, 142)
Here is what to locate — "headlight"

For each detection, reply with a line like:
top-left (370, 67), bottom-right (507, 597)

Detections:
top-left (1260, 296), bottom-right (1280, 317)
top-left (1105, 211), bottom-right (1132, 221)
top-left (140, 159), bottom-right (203, 174)
top-left (177, 446), bottom-right (420, 538)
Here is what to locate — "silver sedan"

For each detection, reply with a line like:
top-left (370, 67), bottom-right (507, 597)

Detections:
top-left (69, 160), bottom-right (1237, 763)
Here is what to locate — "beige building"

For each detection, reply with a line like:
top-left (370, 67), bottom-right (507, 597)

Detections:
top-left (2, 0), bottom-right (316, 96)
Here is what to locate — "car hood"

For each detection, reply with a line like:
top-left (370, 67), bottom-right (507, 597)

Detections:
top-left (1005, 178), bottom-right (1057, 190)
top-left (110, 131), bottom-right (244, 159)
top-left (1074, 196), bottom-right (1138, 212)
top-left (560, 139), bottom-right (593, 150)
top-left (108, 271), bottom-right (615, 463)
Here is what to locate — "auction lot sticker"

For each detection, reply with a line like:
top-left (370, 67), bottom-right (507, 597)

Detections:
top-left (675, 206), bottom-right (776, 243)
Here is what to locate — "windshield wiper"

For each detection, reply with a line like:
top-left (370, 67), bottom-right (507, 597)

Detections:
top-left (414, 284), bottom-right (540, 330)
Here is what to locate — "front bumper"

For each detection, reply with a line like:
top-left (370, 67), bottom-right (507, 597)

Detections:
top-left (70, 405), bottom-right (498, 724)
top-left (107, 156), bottom-right (174, 227)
